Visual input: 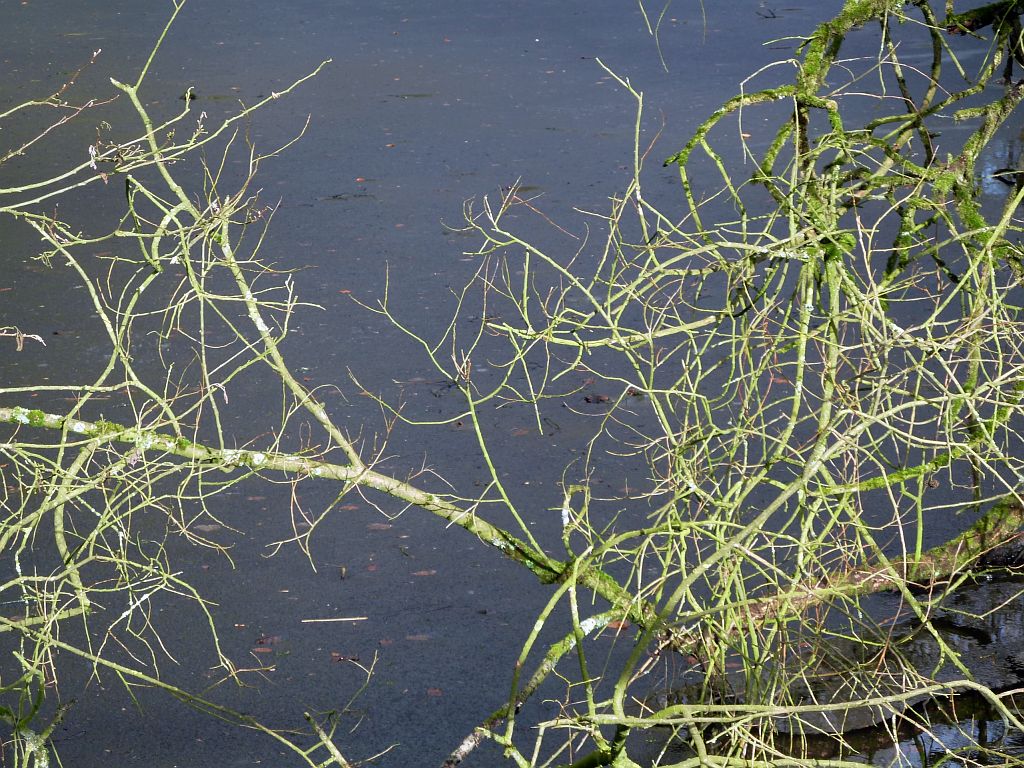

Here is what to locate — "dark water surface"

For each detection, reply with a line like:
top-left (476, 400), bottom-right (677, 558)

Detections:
top-left (6, 3), bottom-right (1022, 767)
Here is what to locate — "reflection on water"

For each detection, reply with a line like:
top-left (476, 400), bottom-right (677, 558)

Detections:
top-left (980, 119), bottom-right (1024, 198)
top-left (633, 575), bottom-right (1024, 767)
top-left (836, 575), bottom-right (1024, 767)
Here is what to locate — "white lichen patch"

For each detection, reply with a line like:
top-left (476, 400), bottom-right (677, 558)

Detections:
top-left (12, 408), bottom-right (30, 425)
top-left (250, 452), bottom-right (266, 466)
top-left (16, 727), bottom-right (48, 768)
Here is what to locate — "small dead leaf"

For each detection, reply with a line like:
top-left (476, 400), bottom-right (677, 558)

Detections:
top-left (366, 563), bottom-right (379, 572)
top-left (367, 522), bottom-right (392, 531)
top-left (583, 393), bottom-right (610, 404)
top-left (411, 569), bottom-right (437, 577)
top-left (252, 647), bottom-right (274, 654)
top-left (511, 427), bottom-right (530, 437)
top-left (427, 687), bottom-right (443, 696)
top-left (379, 638), bottom-right (394, 646)
top-left (339, 503), bottom-right (360, 511)
top-left (607, 620), bottom-right (630, 630)
top-left (331, 652), bottom-right (360, 662)
top-left (406, 633), bottom-right (431, 642)
top-left (194, 523), bottom-right (222, 533)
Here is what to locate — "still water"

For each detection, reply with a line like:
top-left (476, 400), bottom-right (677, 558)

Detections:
top-left (2, 2), bottom-right (1021, 766)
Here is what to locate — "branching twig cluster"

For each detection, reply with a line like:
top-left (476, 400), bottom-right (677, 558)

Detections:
top-left (3, 2), bottom-right (1024, 767)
